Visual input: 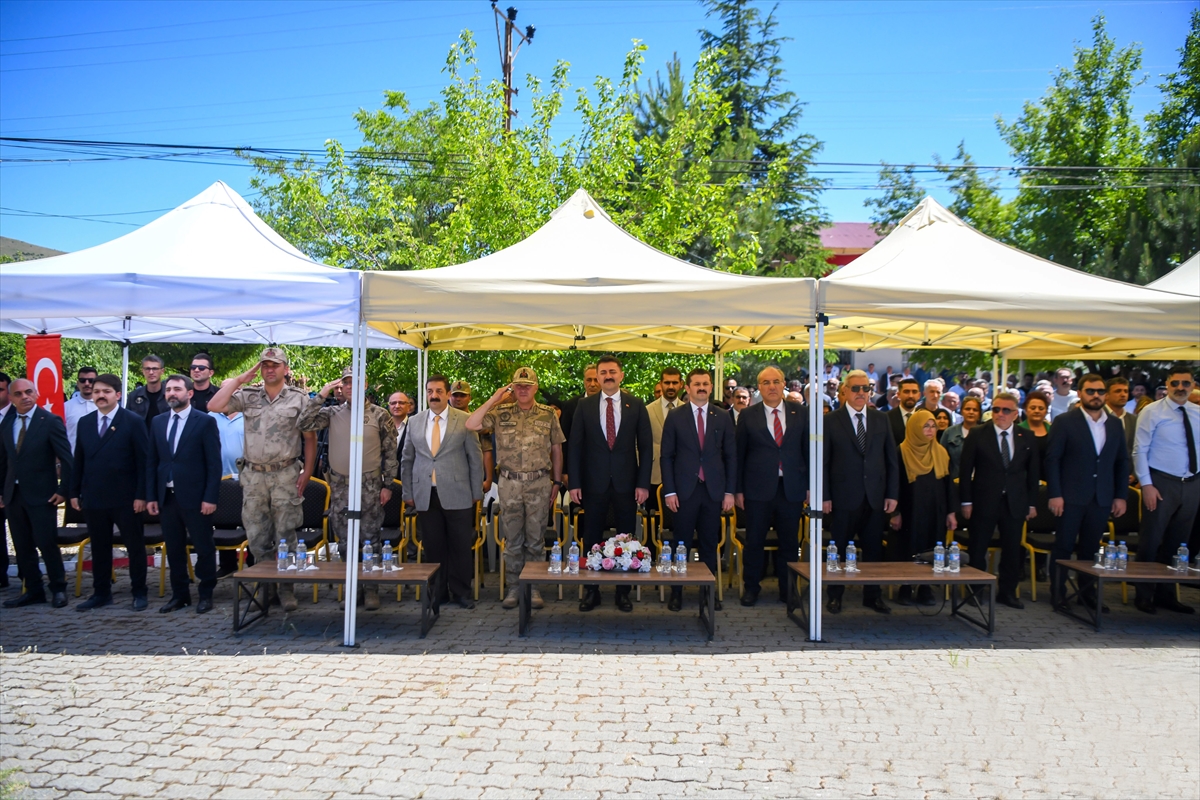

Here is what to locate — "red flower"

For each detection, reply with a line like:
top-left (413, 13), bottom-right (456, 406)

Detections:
top-left (614, 547), bottom-right (623, 556)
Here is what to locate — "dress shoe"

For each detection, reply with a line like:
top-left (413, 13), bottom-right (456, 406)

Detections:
top-left (615, 593), bottom-right (633, 613)
top-left (51, 592), bottom-right (69, 609)
top-left (1156, 597), bottom-right (1195, 614)
top-left (195, 597), bottom-right (213, 614)
top-left (1052, 599), bottom-right (1070, 613)
top-left (454, 595), bottom-right (475, 610)
top-left (667, 590), bottom-right (683, 612)
top-left (530, 589), bottom-right (545, 610)
top-left (865, 597), bottom-right (891, 614)
top-left (826, 596), bottom-right (842, 614)
top-left (159, 596), bottom-right (191, 613)
top-left (916, 586), bottom-right (937, 606)
top-left (1135, 597), bottom-right (1157, 614)
top-left (740, 591), bottom-right (759, 607)
top-left (131, 596), bottom-right (148, 611)
top-left (214, 566), bottom-right (237, 580)
top-left (998, 593), bottom-right (1024, 610)
top-left (76, 594), bottom-right (112, 611)
top-left (579, 588), bottom-right (600, 612)
top-left (895, 586), bottom-right (914, 606)
top-left (3, 592), bottom-right (46, 608)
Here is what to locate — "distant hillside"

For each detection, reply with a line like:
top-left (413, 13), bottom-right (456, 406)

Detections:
top-left (0, 236), bottom-right (65, 261)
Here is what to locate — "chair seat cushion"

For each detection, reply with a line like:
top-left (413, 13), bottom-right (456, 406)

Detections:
top-left (56, 526), bottom-right (89, 545)
top-left (212, 529), bottom-right (247, 547)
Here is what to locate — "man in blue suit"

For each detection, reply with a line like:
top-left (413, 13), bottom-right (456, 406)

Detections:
top-left (660, 368), bottom-right (736, 612)
top-left (1045, 373), bottom-right (1130, 612)
top-left (70, 374), bottom-right (150, 610)
top-left (146, 375), bottom-right (222, 614)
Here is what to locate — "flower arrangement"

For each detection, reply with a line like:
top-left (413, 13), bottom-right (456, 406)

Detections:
top-left (586, 533), bottom-right (653, 572)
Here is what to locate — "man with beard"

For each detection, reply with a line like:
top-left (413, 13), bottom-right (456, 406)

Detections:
top-left (647, 367), bottom-right (683, 528)
top-left (888, 377), bottom-right (922, 445)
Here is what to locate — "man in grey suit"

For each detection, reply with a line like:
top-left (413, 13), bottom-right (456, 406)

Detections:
top-left (402, 374), bottom-right (484, 609)
top-left (647, 367), bottom-right (683, 528)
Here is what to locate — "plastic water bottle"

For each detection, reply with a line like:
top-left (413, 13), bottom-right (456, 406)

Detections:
top-left (1104, 541), bottom-right (1117, 570)
top-left (296, 541), bottom-right (307, 571)
top-left (675, 542), bottom-right (688, 575)
top-left (1116, 542), bottom-right (1128, 572)
top-left (1178, 543), bottom-right (1191, 571)
top-left (382, 540), bottom-right (393, 572)
top-left (826, 540), bottom-right (839, 572)
top-left (948, 542), bottom-right (961, 573)
top-left (549, 541), bottom-right (562, 574)
top-left (277, 539), bottom-right (289, 572)
top-left (567, 541), bottom-right (580, 575)
top-left (845, 541), bottom-right (858, 572)
top-left (933, 542), bottom-right (946, 573)
top-left (659, 545), bottom-right (673, 574)
top-left (361, 540), bottom-right (373, 573)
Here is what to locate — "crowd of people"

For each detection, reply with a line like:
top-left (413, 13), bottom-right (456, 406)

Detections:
top-left (0, 349), bottom-right (1196, 623)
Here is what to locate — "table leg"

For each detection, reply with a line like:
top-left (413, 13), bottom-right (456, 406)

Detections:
top-left (233, 580), bottom-right (269, 633)
top-left (232, 578), bottom-right (241, 633)
top-left (1094, 577), bottom-right (1104, 632)
top-left (518, 579), bottom-right (529, 636)
top-left (787, 571), bottom-right (809, 631)
top-left (988, 583), bottom-right (995, 636)
top-left (420, 578), bottom-right (436, 638)
top-left (707, 583), bottom-right (715, 641)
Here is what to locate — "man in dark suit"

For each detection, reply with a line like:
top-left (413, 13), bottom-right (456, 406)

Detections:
top-left (0, 371), bottom-right (13, 589)
top-left (887, 377), bottom-right (922, 445)
top-left (661, 369), bottom-right (736, 612)
top-left (728, 386), bottom-right (750, 425)
top-left (146, 374), bottom-right (222, 614)
top-left (558, 364), bottom-right (600, 490)
top-left (822, 369), bottom-right (900, 614)
top-left (958, 391), bottom-right (1039, 609)
top-left (1044, 373), bottom-right (1129, 612)
top-left (568, 355), bottom-right (653, 613)
top-left (0, 378), bottom-right (74, 608)
top-left (69, 374), bottom-right (151, 611)
top-left (735, 366), bottom-right (809, 606)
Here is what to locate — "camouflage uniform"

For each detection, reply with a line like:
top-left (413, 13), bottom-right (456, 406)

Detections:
top-left (223, 379), bottom-right (309, 564)
top-left (480, 371), bottom-right (565, 590)
top-left (297, 395), bottom-right (398, 557)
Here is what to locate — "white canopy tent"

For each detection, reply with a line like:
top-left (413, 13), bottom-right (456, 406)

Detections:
top-left (1147, 252), bottom-right (1199, 296)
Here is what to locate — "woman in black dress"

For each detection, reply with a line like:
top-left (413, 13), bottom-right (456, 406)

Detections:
top-left (890, 409), bottom-right (958, 606)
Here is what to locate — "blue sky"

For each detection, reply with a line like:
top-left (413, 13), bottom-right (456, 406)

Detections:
top-left (0, 0), bottom-right (1193, 253)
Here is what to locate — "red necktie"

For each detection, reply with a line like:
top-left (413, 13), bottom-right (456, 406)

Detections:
top-left (773, 408), bottom-right (783, 472)
top-left (697, 407), bottom-right (706, 482)
top-left (606, 397), bottom-right (616, 450)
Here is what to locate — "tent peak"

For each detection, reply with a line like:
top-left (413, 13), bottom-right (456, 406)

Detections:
top-left (549, 187), bottom-right (614, 224)
top-left (898, 195), bottom-right (967, 231)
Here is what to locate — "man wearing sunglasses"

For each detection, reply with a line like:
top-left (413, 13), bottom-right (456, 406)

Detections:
top-left (188, 353), bottom-right (218, 413)
top-left (63, 366), bottom-right (99, 453)
top-left (1131, 364), bottom-right (1200, 615)
top-left (1044, 373), bottom-right (1129, 613)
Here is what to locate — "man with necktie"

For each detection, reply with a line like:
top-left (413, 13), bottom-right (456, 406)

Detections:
top-left (70, 374), bottom-right (151, 610)
top-left (1131, 364), bottom-right (1200, 614)
top-left (647, 367), bottom-right (683, 532)
top-left (887, 377), bottom-right (922, 445)
top-left (0, 378), bottom-right (74, 609)
top-left (0, 371), bottom-right (13, 589)
top-left (146, 375), bottom-right (222, 614)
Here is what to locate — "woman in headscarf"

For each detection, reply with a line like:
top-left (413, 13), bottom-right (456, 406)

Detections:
top-left (933, 408), bottom-right (953, 441)
top-left (890, 409), bottom-right (958, 606)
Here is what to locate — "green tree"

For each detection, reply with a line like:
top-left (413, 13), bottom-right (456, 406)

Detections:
top-left (863, 163), bottom-right (923, 234)
top-left (933, 142), bottom-right (1016, 242)
top-left (997, 15), bottom-right (1148, 276)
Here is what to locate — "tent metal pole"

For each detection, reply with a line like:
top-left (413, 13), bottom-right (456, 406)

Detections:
top-left (991, 341), bottom-right (1000, 401)
top-left (120, 342), bottom-right (130, 408)
top-left (808, 320), bottom-right (825, 642)
top-left (1001, 356), bottom-right (1010, 395)
top-left (342, 298), bottom-right (367, 647)
top-left (714, 352), bottom-right (725, 395)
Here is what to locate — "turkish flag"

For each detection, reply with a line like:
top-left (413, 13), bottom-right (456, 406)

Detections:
top-left (26, 334), bottom-right (65, 419)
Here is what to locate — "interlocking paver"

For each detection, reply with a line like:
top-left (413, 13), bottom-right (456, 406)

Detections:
top-left (1, 573), bottom-right (1197, 798)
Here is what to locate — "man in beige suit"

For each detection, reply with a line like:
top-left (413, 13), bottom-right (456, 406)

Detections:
top-left (402, 374), bottom-right (484, 610)
top-left (647, 367), bottom-right (683, 530)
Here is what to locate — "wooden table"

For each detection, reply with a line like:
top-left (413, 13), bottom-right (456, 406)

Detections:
top-left (516, 562), bottom-right (717, 640)
top-left (1056, 559), bottom-right (1200, 631)
top-left (231, 561), bottom-right (441, 637)
top-left (787, 561), bottom-right (998, 636)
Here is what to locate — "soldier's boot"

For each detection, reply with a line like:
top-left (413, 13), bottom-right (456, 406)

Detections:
top-left (502, 589), bottom-right (519, 609)
top-left (278, 585), bottom-right (299, 613)
top-left (363, 586), bottom-right (381, 611)
top-left (531, 589), bottom-right (545, 610)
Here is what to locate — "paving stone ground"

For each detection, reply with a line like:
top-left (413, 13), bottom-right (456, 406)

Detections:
top-left (1, 567), bottom-right (1198, 799)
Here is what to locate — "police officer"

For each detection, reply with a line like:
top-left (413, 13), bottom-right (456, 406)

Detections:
top-left (208, 347), bottom-right (316, 613)
top-left (466, 367), bottom-right (564, 610)
top-left (299, 367), bottom-right (398, 610)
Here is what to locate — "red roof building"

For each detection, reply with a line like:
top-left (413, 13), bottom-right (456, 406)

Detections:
top-left (820, 222), bottom-right (883, 268)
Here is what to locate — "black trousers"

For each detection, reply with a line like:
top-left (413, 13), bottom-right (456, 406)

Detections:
top-left (85, 505), bottom-right (147, 598)
top-left (742, 479), bottom-right (804, 600)
top-left (1136, 471), bottom-right (1200, 603)
top-left (161, 490), bottom-right (216, 601)
top-left (966, 504), bottom-right (1025, 597)
top-left (7, 485), bottom-right (65, 596)
top-left (1051, 501), bottom-right (1108, 601)
top-left (827, 501), bottom-right (884, 604)
top-left (419, 487), bottom-right (476, 603)
top-left (583, 482), bottom-right (637, 596)
top-left (670, 485), bottom-right (721, 596)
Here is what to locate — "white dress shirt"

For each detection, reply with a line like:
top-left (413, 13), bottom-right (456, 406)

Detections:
top-left (425, 408), bottom-right (447, 450)
top-left (63, 391), bottom-right (98, 453)
top-left (848, 405), bottom-right (868, 433)
top-left (1083, 409), bottom-right (1107, 455)
top-left (165, 405), bottom-right (191, 487)
top-left (664, 402), bottom-right (710, 499)
top-left (762, 400), bottom-right (787, 438)
top-left (1132, 397), bottom-right (1200, 485)
top-left (97, 409), bottom-right (117, 436)
top-left (599, 390), bottom-right (622, 441)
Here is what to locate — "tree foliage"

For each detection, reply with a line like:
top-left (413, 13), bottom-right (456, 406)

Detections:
top-left (863, 163), bottom-right (923, 235)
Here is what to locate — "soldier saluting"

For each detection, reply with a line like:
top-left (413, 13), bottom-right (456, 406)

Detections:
top-left (466, 367), bottom-right (564, 610)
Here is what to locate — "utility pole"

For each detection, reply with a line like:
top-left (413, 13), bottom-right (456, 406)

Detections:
top-left (492, 2), bottom-right (535, 133)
